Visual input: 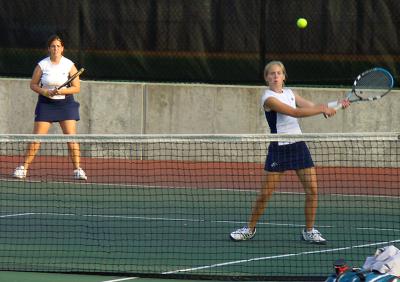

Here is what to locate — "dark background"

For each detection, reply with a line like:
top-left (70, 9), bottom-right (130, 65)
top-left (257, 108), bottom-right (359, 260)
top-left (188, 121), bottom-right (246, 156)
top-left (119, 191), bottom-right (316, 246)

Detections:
top-left (1, 0), bottom-right (399, 85)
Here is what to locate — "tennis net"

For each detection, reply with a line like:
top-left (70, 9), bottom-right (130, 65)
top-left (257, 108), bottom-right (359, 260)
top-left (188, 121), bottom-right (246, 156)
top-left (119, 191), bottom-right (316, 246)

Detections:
top-left (0, 133), bottom-right (399, 281)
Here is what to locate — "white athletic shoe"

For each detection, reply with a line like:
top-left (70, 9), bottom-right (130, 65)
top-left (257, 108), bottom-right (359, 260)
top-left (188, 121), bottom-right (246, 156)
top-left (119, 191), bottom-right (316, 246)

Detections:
top-left (301, 228), bottom-right (327, 245)
top-left (73, 168), bottom-right (87, 180)
top-left (230, 226), bottom-right (256, 241)
top-left (13, 165), bottom-right (27, 179)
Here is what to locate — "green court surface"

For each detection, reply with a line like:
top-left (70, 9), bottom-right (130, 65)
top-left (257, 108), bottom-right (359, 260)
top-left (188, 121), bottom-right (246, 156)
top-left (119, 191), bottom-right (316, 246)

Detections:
top-left (0, 271), bottom-right (225, 282)
top-left (0, 177), bottom-right (399, 280)
top-left (0, 271), bottom-right (129, 282)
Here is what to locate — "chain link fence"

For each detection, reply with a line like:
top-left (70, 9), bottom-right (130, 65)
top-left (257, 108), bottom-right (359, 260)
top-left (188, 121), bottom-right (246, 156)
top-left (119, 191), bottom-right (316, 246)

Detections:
top-left (1, 0), bottom-right (399, 85)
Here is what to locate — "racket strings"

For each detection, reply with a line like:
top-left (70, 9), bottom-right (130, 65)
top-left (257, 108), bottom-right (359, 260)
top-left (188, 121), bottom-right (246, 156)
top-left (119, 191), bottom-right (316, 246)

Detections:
top-left (355, 71), bottom-right (393, 99)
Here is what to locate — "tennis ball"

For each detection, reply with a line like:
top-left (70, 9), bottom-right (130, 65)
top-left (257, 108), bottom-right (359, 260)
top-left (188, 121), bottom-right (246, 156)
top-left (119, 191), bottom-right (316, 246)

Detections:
top-left (296, 18), bottom-right (308, 29)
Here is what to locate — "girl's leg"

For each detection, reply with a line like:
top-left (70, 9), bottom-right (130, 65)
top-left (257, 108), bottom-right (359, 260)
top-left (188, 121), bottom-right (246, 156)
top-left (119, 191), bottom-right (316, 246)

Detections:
top-left (23, 121), bottom-right (52, 169)
top-left (230, 171), bottom-right (284, 241)
top-left (296, 167), bottom-right (318, 230)
top-left (59, 120), bottom-right (80, 169)
top-left (248, 171), bottom-right (284, 230)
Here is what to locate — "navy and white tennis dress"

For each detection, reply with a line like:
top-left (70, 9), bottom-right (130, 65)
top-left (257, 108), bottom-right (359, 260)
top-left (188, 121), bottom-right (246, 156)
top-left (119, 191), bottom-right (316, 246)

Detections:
top-left (260, 88), bottom-right (314, 172)
top-left (34, 56), bottom-right (80, 122)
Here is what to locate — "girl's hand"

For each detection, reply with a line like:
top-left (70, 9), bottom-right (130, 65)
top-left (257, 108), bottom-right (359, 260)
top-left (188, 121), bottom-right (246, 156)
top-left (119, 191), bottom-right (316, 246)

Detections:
top-left (321, 104), bottom-right (337, 117)
top-left (46, 89), bottom-right (58, 97)
top-left (340, 99), bottom-right (351, 109)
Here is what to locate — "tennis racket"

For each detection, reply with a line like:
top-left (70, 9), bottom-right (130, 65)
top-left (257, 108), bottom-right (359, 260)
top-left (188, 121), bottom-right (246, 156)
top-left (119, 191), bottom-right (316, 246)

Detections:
top-left (56, 68), bottom-right (85, 90)
top-left (327, 67), bottom-right (394, 110)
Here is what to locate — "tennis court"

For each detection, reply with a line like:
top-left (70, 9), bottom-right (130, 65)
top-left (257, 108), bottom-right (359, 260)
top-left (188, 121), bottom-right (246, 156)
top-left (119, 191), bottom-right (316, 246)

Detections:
top-left (0, 272), bottom-right (222, 282)
top-left (0, 134), bottom-right (399, 281)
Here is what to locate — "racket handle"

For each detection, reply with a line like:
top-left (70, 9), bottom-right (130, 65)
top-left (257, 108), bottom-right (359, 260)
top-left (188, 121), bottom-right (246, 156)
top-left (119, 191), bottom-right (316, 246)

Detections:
top-left (327, 101), bottom-right (343, 110)
top-left (324, 101), bottom-right (343, 118)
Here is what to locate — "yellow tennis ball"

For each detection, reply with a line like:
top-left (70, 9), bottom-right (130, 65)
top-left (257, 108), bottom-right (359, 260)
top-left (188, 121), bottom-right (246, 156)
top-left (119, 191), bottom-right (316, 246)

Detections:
top-left (297, 18), bottom-right (308, 29)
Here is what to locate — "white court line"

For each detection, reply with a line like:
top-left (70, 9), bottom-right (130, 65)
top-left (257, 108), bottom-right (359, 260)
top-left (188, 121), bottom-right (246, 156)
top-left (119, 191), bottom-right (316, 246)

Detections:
top-left (0, 212), bottom-right (332, 228)
top-left (2, 212), bottom-right (400, 276)
top-left (1, 176), bottom-right (399, 200)
top-left (102, 277), bottom-right (138, 282)
top-left (0, 213), bottom-right (35, 218)
top-left (3, 212), bottom-right (400, 232)
top-left (162, 239), bottom-right (400, 274)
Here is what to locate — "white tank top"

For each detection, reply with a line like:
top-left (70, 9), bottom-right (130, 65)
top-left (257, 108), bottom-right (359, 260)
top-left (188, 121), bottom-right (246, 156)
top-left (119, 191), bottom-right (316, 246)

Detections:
top-left (260, 88), bottom-right (302, 134)
top-left (38, 56), bottom-right (74, 100)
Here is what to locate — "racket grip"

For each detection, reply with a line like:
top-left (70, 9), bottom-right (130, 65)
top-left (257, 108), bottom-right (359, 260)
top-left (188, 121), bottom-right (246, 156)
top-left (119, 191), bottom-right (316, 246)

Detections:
top-left (328, 101), bottom-right (342, 109)
top-left (324, 101), bottom-right (342, 118)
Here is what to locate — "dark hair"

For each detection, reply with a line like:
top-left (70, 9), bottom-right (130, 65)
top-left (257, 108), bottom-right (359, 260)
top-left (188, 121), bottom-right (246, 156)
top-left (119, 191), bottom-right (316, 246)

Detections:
top-left (47, 34), bottom-right (64, 48)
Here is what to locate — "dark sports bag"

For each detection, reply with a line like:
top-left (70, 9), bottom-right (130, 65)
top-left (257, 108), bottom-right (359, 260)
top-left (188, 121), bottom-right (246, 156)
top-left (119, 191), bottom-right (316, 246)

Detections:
top-left (325, 269), bottom-right (398, 282)
top-left (325, 246), bottom-right (400, 282)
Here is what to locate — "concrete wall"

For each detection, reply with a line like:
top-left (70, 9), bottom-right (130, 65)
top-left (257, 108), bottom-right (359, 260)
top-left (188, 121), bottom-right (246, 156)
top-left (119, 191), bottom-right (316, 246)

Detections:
top-left (1, 78), bottom-right (399, 134)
